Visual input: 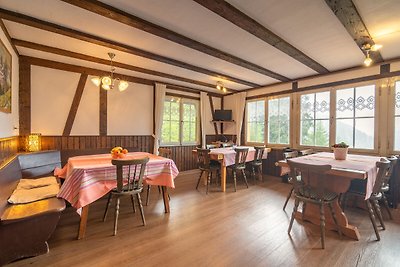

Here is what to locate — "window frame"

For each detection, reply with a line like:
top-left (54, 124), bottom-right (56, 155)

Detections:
top-left (332, 82), bottom-right (379, 153)
top-left (161, 96), bottom-right (200, 146)
top-left (266, 95), bottom-right (292, 147)
top-left (296, 88), bottom-right (331, 149)
top-left (388, 79), bottom-right (400, 154)
top-left (245, 98), bottom-right (266, 145)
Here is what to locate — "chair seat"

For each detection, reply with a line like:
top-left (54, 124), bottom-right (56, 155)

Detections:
top-left (111, 186), bottom-right (143, 195)
top-left (297, 188), bottom-right (338, 202)
top-left (251, 161), bottom-right (262, 166)
top-left (227, 164), bottom-right (246, 170)
top-left (288, 175), bottom-right (302, 183)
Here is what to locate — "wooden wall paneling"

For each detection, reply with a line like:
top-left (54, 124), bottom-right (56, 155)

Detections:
top-left (63, 74), bottom-right (88, 136)
top-left (0, 137), bottom-right (19, 167)
top-left (19, 58), bottom-right (31, 135)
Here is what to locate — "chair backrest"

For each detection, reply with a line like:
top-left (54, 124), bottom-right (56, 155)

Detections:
top-left (284, 150), bottom-right (298, 159)
top-left (112, 157), bottom-right (150, 193)
top-left (196, 148), bottom-right (211, 170)
top-left (234, 148), bottom-right (249, 168)
top-left (206, 144), bottom-right (218, 149)
top-left (384, 156), bottom-right (398, 182)
top-left (253, 146), bottom-right (265, 164)
top-left (372, 159), bottom-right (391, 195)
top-left (158, 147), bottom-right (172, 159)
top-left (287, 160), bottom-right (332, 200)
top-left (299, 149), bottom-right (314, 156)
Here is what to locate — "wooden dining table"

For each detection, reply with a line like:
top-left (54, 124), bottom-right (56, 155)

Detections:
top-left (276, 152), bottom-right (383, 240)
top-left (193, 146), bottom-right (271, 192)
top-left (56, 152), bottom-right (179, 239)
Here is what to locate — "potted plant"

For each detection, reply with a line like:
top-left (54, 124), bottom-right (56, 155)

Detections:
top-left (332, 142), bottom-right (349, 160)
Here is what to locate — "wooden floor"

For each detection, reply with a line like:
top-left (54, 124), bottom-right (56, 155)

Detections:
top-left (8, 172), bottom-right (400, 267)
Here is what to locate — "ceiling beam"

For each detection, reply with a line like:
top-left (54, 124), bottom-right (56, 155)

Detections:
top-left (22, 55), bottom-right (223, 97)
top-left (324, 0), bottom-right (383, 63)
top-left (13, 38), bottom-right (238, 92)
top-left (193, 0), bottom-right (329, 74)
top-left (0, 8), bottom-right (259, 88)
top-left (0, 19), bottom-right (18, 56)
top-left (60, 0), bottom-right (290, 82)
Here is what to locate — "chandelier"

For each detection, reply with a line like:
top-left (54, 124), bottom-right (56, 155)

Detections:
top-left (91, 52), bottom-right (129, 91)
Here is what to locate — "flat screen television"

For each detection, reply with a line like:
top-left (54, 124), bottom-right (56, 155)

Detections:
top-left (213, 110), bottom-right (232, 121)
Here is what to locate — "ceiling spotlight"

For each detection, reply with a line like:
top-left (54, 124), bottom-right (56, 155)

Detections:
top-left (216, 81), bottom-right (227, 92)
top-left (361, 43), bottom-right (382, 67)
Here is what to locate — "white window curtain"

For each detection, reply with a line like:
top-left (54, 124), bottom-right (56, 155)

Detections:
top-left (234, 92), bottom-right (247, 145)
top-left (200, 92), bottom-right (208, 148)
top-left (153, 83), bottom-right (166, 154)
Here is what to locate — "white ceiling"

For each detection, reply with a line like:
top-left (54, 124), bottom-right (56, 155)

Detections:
top-left (0, 0), bottom-right (399, 94)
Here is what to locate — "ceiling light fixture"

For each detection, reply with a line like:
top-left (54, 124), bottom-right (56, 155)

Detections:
top-left (361, 43), bottom-right (382, 67)
top-left (91, 52), bottom-right (129, 92)
top-left (216, 81), bottom-right (227, 93)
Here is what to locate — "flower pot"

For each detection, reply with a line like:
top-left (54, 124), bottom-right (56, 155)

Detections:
top-left (333, 147), bottom-right (348, 160)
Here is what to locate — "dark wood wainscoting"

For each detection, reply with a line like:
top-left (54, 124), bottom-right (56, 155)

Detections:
top-left (160, 145), bottom-right (197, 172)
top-left (40, 136), bottom-right (154, 152)
top-left (0, 136), bottom-right (19, 167)
top-left (39, 136), bottom-right (196, 172)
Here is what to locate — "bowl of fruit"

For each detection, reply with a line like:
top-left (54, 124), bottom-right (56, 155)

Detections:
top-left (111, 146), bottom-right (128, 159)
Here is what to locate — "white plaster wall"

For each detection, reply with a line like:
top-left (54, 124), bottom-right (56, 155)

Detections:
top-left (31, 66), bottom-right (79, 135)
top-left (70, 76), bottom-right (99, 135)
top-left (0, 30), bottom-right (19, 138)
top-left (221, 94), bottom-right (236, 135)
top-left (107, 83), bottom-right (153, 135)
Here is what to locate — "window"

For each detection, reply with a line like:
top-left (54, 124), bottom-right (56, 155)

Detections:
top-left (268, 97), bottom-right (290, 144)
top-left (161, 97), bottom-right (199, 145)
top-left (395, 81), bottom-right (400, 151)
top-left (300, 91), bottom-right (330, 147)
top-left (336, 85), bottom-right (375, 149)
top-left (246, 100), bottom-right (265, 143)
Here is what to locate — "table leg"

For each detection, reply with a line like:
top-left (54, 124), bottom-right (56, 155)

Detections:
top-left (295, 199), bottom-right (360, 240)
top-left (220, 162), bottom-right (226, 192)
top-left (161, 186), bottom-right (170, 213)
top-left (77, 205), bottom-right (89, 240)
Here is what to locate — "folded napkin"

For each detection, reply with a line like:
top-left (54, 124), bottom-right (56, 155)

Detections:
top-left (8, 177), bottom-right (60, 204)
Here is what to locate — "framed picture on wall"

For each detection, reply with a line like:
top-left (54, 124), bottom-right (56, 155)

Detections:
top-left (0, 38), bottom-right (11, 113)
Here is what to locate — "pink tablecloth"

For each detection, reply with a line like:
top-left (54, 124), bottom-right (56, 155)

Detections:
top-left (209, 146), bottom-right (268, 166)
top-left (282, 152), bottom-right (382, 199)
top-left (56, 152), bottom-right (179, 209)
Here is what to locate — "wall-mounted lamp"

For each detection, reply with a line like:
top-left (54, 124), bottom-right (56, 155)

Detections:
top-left (362, 43), bottom-right (382, 67)
top-left (26, 133), bottom-right (42, 152)
top-left (216, 81), bottom-right (227, 93)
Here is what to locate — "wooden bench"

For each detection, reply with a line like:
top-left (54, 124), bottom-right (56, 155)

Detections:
top-left (0, 150), bottom-right (66, 266)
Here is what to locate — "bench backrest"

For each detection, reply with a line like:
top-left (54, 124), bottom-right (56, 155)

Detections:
top-left (18, 150), bottom-right (61, 178)
top-left (0, 158), bottom-right (22, 216)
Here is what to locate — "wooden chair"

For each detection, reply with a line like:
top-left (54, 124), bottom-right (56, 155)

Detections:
top-left (344, 159), bottom-right (391, 241)
top-left (227, 148), bottom-right (249, 192)
top-left (146, 147), bottom-right (172, 205)
top-left (283, 150), bottom-right (300, 210)
top-left (380, 156), bottom-right (398, 219)
top-left (195, 148), bottom-right (220, 194)
top-left (299, 148), bottom-right (314, 156)
top-left (249, 146), bottom-right (265, 182)
top-left (103, 157), bottom-right (149, 235)
top-left (287, 160), bottom-right (341, 249)
top-left (206, 144), bottom-right (218, 149)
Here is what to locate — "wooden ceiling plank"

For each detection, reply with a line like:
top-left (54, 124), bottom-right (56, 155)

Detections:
top-left (324, 0), bottom-right (383, 62)
top-left (12, 38), bottom-right (237, 91)
top-left (21, 55), bottom-right (224, 96)
top-left (0, 19), bottom-right (18, 56)
top-left (0, 8), bottom-right (259, 88)
top-left (193, 0), bottom-right (329, 74)
top-left (61, 0), bottom-right (290, 81)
